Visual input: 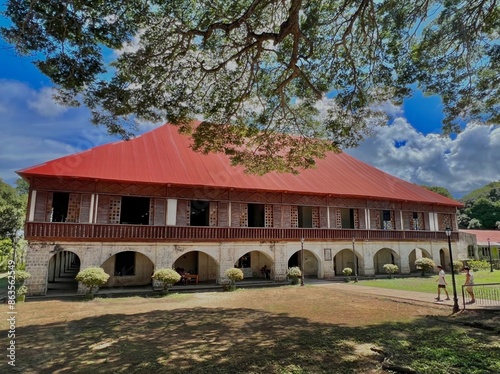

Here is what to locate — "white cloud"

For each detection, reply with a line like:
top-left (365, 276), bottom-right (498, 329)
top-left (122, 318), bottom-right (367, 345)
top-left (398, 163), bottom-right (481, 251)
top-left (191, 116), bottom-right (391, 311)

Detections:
top-left (1, 78), bottom-right (498, 200)
top-left (371, 100), bottom-right (404, 118)
top-left (0, 80), bottom-right (119, 184)
top-left (27, 87), bottom-right (68, 117)
top-left (347, 118), bottom-right (500, 198)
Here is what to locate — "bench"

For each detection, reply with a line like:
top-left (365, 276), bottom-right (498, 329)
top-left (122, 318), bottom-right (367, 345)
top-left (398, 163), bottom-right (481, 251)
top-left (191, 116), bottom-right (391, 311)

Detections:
top-left (184, 274), bottom-right (199, 284)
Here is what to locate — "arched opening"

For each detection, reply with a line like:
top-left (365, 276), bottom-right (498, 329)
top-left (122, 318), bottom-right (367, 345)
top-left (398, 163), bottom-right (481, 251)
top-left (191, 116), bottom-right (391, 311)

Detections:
top-left (333, 248), bottom-right (359, 276)
top-left (409, 248), bottom-right (432, 273)
top-left (288, 249), bottom-right (319, 278)
top-left (47, 250), bottom-right (81, 294)
top-left (374, 248), bottom-right (399, 274)
top-left (101, 251), bottom-right (154, 288)
top-left (440, 249), bottom-right (449, 271)
top-left (173, 250), bottom-right (219, 284)
top-left (234, 251), bottom-right (274, 279)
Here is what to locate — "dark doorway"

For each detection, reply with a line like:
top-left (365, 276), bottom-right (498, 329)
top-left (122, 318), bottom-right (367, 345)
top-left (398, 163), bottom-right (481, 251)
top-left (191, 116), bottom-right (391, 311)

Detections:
top-left (52, 192), bottom-right (69, 222)
top-left (341, 208), bottom-right (354, 229)
top-left (190, 200), bottom-right (210, 226)
top-left (120, 197), bottom-right (150, 225)
top-left (115, 251), bottom-right (135, 276)
top-left (248, 203), bottom-right (265, 227)
top-left (298, 206), bottom-right (313, 228)
top-left (288, 252), bottom-right (299, 267)
top-left (235, 252), bottom-right (251, 268)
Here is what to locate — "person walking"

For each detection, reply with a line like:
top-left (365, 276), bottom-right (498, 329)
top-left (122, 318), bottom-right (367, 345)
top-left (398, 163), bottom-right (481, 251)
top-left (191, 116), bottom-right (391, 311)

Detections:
top-left (435, 265), bottom-right (450, 301)
top-left (463, 267), bottom-right (476, 304)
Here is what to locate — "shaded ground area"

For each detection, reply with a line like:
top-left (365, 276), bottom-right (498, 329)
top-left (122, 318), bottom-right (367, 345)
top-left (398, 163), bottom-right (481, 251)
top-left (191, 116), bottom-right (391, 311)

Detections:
top-left (1, 286), bottom-right (499, 374)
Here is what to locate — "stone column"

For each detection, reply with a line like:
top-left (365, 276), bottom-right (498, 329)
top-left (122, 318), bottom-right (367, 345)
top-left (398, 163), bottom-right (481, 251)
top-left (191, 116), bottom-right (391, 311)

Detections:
top-left (24, 243), bottom-right (52, 296)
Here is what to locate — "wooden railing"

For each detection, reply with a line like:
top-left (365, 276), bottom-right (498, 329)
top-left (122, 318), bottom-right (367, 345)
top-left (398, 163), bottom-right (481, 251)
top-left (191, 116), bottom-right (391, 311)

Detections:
top-left (24, 222), bottom-right (458, 242)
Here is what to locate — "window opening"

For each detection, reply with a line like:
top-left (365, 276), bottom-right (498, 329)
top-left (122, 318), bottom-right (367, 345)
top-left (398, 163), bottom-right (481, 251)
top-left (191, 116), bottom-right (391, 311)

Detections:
top-left (248, 203), bottom-right (265, 227)
top-left (120, 196), bottom-right (150, 225)
top-left (190, 200), bottom-right (210, 226)
top-left (52, 192), bottom-right (69, 222)
top-left (340, 208), bottom-right (354, 229)
top-left (298, 206), bottom-right (313, 228)
top-left (382, 210), bottom-right (392, 229)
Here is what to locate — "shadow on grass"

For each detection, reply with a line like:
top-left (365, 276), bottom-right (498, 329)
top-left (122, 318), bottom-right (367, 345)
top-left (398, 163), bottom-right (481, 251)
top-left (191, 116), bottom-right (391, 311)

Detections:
top-left (3, 306), bottom-right (499, 374)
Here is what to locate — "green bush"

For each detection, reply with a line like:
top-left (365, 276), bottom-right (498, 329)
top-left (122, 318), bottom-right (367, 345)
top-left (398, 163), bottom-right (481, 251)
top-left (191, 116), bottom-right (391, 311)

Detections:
top-left (453, 260), bottom-right (464, 274)
top-left (224, 268), bottom-right (244, 291)
top-left (75, 267), bottom-right (110, 295)
top-left (342, 267), bottom-right (352, 276)
top-left (415, 258), bottom-right (435, 276)
top-left (152, 268), bottom-right (181, 294)
top-left (287, 266), bottom-right (302, 285)
top-left (16, 285), bottom-right (28, 296)
top-left (467, 259), bottom-right (490, 272)
top-left (383, 264), bottom-right (399, 278)
top-left (15, 270), bottom-right (30, 283)
top-left (225, 268), bottom-right (244, 283)
top-left (342, 267), bottom-right (352, 282)
top-left (287, 266), bottom-right (302, 278)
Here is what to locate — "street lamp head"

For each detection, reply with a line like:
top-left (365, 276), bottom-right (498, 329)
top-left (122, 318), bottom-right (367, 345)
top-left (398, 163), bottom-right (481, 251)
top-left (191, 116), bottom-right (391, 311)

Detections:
top-left (301, 237), bottom-right (304, 244)
top-left (445, 227), bottom-right (452, 237)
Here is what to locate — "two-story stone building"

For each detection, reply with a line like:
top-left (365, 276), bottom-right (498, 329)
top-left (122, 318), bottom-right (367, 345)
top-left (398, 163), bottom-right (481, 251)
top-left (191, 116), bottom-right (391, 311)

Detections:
top-left (19, 124), bottom-right (463, 295)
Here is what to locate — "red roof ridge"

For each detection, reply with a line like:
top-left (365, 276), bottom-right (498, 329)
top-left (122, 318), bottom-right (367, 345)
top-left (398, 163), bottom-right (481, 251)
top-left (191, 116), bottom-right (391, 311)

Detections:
top-left (17, 123), bottom-right (463, 207)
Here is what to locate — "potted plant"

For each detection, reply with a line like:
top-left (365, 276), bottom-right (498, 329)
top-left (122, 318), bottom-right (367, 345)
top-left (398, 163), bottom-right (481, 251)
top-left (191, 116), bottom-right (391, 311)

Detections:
top-left (152, 268), bottom-right (182, 295)
top-left (383, 264), bottom-right (399, 279)
top-left (342, 267), bottom-right (353, 282)
top-left (15, 270), bottom-right (30, 287)
top-left (287, 266), bottom-right (302, 285)
top-left (224, 268), bottom-right (244, 291)
top-left (75, 267), bottom-right (110, 299)
top-left (16, 285), bottom-right (28, 302)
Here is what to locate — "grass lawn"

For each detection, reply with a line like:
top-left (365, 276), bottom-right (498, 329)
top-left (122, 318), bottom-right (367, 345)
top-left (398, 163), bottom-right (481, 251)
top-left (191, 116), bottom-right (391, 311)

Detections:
top-left (1, 285), bottom-right (499, 374)
top-left (354, 271), bottom-right (500, 294)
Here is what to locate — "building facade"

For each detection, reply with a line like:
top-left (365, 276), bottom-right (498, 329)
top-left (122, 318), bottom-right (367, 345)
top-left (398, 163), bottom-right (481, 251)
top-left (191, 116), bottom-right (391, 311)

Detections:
top-left (19, 124), bottom-right (463, 295)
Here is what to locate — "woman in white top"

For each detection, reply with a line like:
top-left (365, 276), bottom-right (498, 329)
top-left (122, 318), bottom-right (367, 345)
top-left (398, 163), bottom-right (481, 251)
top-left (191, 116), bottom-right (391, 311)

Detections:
top-left (463, 266), bottom-right (475, 304)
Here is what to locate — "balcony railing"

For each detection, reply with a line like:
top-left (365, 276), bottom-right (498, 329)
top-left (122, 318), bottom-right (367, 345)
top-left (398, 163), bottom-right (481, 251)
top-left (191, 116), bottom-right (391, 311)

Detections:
top-left (24, 222), bottom-right (458, 242)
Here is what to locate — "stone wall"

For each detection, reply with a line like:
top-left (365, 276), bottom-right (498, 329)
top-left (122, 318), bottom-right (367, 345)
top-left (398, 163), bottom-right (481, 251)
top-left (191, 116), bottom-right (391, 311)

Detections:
top-left (24, 238), bottom-right (456, 295)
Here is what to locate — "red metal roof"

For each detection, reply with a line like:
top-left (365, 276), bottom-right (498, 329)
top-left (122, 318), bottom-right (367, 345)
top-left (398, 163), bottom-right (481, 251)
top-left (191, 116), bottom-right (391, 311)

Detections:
top-left (17, 123), bottom-right (462, 207)
top-left (461, 230), bottom-right (500, 245)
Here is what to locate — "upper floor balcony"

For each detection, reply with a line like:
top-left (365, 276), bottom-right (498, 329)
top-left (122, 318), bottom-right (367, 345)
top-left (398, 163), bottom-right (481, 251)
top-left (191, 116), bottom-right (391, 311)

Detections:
top-left (25, 222), bottom-right (458, 243)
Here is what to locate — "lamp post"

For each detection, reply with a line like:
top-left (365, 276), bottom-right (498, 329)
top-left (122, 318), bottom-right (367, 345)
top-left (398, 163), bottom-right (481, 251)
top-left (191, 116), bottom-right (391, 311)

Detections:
top-left (10, 230), bottom-right (20, 267)
top-left (352, 237), bottom-right (358, 282)
top-left (445, 227), bottom-right (460, 313)
top-left (300, 237), bottom-right (305, 286)
top-left (488, 238), bottom-right (493, 272)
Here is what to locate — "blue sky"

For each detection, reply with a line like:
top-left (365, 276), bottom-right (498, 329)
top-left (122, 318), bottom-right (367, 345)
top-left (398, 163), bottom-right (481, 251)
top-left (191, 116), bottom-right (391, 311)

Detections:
top-left (0, 18), bottom-right (498, 199)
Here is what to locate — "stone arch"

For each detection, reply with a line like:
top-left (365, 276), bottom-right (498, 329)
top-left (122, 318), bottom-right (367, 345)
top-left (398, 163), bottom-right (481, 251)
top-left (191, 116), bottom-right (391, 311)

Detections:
top-left (373, 247), bottom-right (400, 274)
top-left (172, 249), bottom-right (219, 283)
top-left (234, 249), bottom-right (275, 279)
top-left (333, 248), bottom-right (361, 276)
top-left (47, 250), bottom-right (81, 294)
top-left (408, 247), bottom-right (432, 273)
top-left (439, 248), bottom-right (450, 271)
top-left (101, 250), bottom-right (154, 288)
top-left (288, 248), bottom-right (320, 278)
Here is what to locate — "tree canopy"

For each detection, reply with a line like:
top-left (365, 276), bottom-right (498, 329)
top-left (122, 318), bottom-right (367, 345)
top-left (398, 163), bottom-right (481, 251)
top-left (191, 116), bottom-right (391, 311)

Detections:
top-left (458, 181), bottom-right (500, 230)
top-left (420, 185), bottom-right (453, 199)
top-left (2, 0), bottom-right (498, 173)
top-left (0, 179), bottom-right (26, 240)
